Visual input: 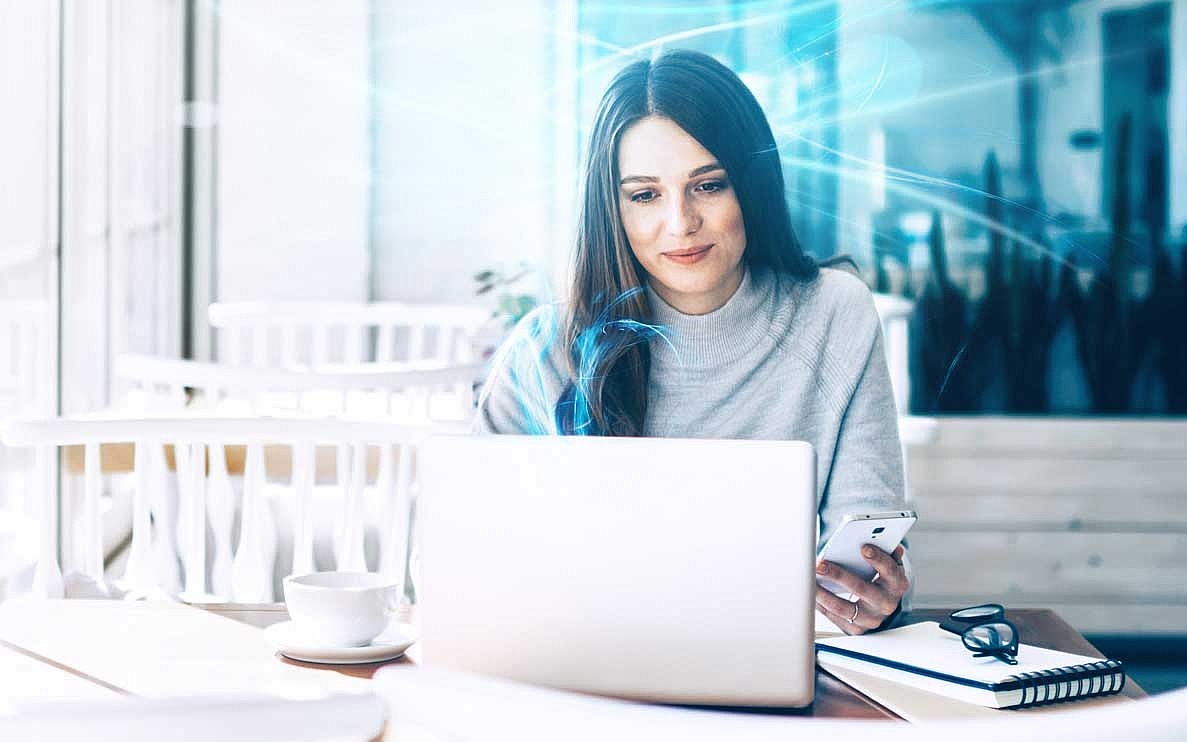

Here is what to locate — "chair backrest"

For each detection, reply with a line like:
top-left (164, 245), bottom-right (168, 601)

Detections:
top-left (208, 301), bottom-right (492, 367)
top-left (113, 352), bottom-right (484, 421)
top-left (0, 415), bottom-right (459, 603)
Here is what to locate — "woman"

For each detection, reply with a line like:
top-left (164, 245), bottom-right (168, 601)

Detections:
top-left (477, 49), bottom-right (909, 634)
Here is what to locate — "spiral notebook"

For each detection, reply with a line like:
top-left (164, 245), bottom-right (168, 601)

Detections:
top-left (816, 622), bottom-right (1125, 709)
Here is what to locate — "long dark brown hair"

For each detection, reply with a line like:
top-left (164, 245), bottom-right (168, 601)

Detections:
top-left (557, 49), bottom-right (822, 436)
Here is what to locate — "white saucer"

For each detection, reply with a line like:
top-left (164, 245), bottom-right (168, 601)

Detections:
top-left (264, 620), bottom-right (416, 664)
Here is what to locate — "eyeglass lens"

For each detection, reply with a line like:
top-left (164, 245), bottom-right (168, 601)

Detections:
top-left (951, 604), bottom-right (1003, 621)
top-left (963, 622), bottom-right (1017, 652)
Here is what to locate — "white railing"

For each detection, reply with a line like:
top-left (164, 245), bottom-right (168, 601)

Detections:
top-left (0, 300), bottom-right (52, 593)
top-left (0, 300), bottom-right (52, 417)
top-left (1, 415), bottom-right (463, 602)
top-left (208, 301), bottom-right (492, 368)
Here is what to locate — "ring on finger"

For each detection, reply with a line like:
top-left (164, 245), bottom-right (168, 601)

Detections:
top-left (847, 601), bottom-right (860, 624)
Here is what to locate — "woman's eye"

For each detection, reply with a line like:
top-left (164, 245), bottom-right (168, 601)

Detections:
top-left (629, 190), bottom-right (657, 203)
top-left (696, 180), bottom-right (726, 193)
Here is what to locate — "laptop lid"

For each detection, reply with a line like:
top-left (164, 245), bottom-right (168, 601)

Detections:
top-left (416, 435), bottom-right (818, 707)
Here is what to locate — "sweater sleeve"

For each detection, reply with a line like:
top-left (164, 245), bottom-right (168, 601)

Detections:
top-left (816, 277), bottom-right (914, 609)
top-left (473, 305), bottom-right (568, 435)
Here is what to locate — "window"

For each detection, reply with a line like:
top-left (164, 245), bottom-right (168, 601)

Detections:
top-left (0, 0), bottom-right (184, 596)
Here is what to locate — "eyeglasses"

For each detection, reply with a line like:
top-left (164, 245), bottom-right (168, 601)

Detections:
top-left (938, 604), bottom-right (1020, 665)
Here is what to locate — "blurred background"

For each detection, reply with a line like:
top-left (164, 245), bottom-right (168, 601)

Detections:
top-left (4, 0), bottom-right (1183, 415)
top-left (1, 0), bottom-right (1184, 689)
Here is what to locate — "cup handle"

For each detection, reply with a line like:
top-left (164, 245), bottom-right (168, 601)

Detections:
top-left (384, 585), bottom-right (402, 616)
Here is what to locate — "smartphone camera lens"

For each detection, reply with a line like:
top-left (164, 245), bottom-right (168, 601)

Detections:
top-left (872, 527), bottom-right (885, 535)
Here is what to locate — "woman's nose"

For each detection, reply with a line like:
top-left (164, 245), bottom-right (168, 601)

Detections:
top-left (666, 195), bottom-right (702, 236)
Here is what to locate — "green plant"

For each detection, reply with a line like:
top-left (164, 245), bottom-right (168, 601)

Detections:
top-left (474, 263), bottom-right (540, 327)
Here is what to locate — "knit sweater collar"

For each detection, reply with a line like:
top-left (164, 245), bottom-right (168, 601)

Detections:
top-left (646, 265), bottom-right (776, 368)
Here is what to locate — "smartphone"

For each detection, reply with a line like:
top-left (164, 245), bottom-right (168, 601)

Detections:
top-left (816, 510), bottom-right (916, 596)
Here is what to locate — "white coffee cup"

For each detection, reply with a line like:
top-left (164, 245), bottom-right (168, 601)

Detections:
top-left (283, 571), bottom-right (401, 647)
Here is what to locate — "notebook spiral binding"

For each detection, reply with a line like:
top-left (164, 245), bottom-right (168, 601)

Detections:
top-left (1007, 660), bottom-right (1126, 708)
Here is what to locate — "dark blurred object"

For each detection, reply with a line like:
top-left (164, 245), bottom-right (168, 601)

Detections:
top-left (1069, 129), bottom-right (1102, 151)
top-left (873, 249), bottom-right (891, 295)
top-left (968, 152), bottom-right (1059, 413)
top-left (1071, 115), bottom-right (1142, 413)
top-left (966, 151), bottom-right (1008, 412)
top-left (884, 3), bottom-right (1182, 417)
top-left (1102, 3), bottom-right (1170, 243)
top-left (912, 209), bottom-right (977, 413)
top-left (1004, 240), bottom-right (1058, 412)
top-left (903, 123), bottom-right (1184, 416)
top-left (1144, 241), bottom-right (1187, 413)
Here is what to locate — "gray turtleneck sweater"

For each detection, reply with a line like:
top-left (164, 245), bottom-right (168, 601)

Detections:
top-left (475, 265), bottom-right (907, 554)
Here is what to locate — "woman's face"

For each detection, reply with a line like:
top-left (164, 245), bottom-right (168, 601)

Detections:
top-left (616, 115), bottom-right (747, 315)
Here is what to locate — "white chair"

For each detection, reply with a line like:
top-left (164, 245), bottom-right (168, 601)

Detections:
top-left (208, 300), bottom-right (492, 367)
top-left (0, 414), bottom-right (460, 602)
top-left (104, 355), bottom-right (480, 603)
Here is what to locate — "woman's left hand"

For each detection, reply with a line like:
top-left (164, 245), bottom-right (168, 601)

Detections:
top-left (815, 544), bottom-right (909, 635)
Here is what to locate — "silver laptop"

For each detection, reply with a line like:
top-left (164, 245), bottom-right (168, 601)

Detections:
top-left (415, 435), bottom-right (818, 707)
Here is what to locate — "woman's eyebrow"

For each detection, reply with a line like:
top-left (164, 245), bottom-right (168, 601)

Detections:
top-left (687, 162), bottom-right (724, 177)
top-left (619, 162), bottom-right (724, 186)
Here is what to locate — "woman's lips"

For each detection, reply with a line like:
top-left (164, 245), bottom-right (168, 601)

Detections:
top-left (662, 244), bottom-right (713, 265)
